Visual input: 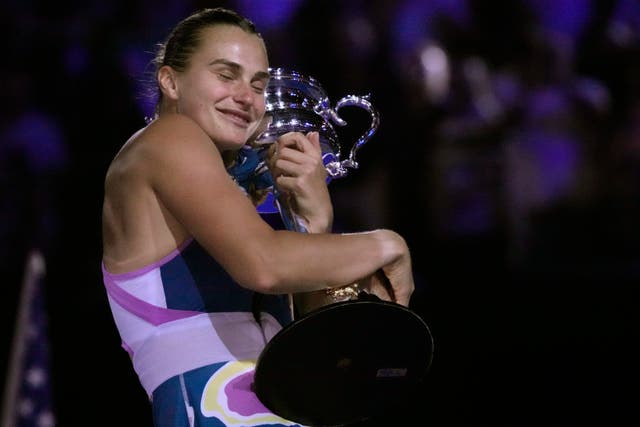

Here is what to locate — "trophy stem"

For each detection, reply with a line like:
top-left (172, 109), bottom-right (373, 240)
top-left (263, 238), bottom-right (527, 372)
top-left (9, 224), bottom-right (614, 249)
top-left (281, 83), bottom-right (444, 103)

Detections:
top-left (275, 192), bottom-right (308, 233)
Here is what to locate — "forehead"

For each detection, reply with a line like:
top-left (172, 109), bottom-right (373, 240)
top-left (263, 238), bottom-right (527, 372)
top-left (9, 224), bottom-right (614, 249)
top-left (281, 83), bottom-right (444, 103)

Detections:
top-left (193, 25), bottom-right (268, 69)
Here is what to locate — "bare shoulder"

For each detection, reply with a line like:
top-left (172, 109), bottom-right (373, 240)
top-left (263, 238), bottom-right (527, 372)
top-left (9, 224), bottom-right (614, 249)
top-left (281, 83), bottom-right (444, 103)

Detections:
top-left (139, 114), bottom-right (214, 157)
top-left (145, 113), bottom-right (209, 144)
top-left (142, 114), bottom-right (225, 174)
top-left (107, 114), bottom-right (222, 183)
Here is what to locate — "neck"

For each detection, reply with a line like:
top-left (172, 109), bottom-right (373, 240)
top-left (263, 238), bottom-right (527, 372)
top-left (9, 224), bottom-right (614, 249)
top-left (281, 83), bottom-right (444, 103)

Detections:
top-left (222, 150), bottom-right (239, 168)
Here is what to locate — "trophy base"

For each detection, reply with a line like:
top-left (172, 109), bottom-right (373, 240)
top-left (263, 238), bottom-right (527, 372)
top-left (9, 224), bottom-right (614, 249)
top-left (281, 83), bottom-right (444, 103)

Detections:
top-left (254, 294), bottom-right (434, 427)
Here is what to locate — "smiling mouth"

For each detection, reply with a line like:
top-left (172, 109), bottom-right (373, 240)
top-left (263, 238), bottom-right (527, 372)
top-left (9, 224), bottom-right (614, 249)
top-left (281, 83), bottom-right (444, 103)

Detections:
top-left (219, 110), bottom-right (251, 128)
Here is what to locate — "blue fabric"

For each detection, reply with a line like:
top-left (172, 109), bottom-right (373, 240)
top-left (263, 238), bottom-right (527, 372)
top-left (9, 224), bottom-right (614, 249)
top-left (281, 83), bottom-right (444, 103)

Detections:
top-left (159, 240), bottom-right (292, 327)
top-left (227, 146), bottom-right (280, 214)
top-left (227, 146), bottom-right (274, 194)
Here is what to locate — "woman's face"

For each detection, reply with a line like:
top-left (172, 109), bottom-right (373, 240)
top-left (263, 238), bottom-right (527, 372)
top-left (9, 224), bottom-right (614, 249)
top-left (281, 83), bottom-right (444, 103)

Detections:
top-left (173, 25), bottom-right (269, 151)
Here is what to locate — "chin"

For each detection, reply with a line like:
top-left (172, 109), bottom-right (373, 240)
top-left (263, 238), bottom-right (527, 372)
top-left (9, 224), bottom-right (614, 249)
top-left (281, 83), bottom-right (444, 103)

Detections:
top-left (209, 128), bottom-right (251, 150)
top-left (216, 137), bottom-right (249, 152)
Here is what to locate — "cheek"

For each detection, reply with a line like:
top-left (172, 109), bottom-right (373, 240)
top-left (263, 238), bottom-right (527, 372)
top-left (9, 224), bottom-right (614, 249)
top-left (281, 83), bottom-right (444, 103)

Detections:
top-left (255, 97), bottom-right (266, 115)
top-left (187, 74), bottom-right (226, 102)
top-left (202, 84), bottom-right (228, 104)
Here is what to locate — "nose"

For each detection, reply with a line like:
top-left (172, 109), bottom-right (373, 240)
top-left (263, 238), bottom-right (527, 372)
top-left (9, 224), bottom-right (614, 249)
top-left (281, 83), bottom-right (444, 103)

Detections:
top-left (233, 80), bottom-right (255, 106)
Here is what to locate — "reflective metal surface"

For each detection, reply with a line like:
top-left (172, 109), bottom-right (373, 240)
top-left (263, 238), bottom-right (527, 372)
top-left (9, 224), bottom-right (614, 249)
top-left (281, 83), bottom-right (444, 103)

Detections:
top-left (255, 67), bottom-right (380, 179)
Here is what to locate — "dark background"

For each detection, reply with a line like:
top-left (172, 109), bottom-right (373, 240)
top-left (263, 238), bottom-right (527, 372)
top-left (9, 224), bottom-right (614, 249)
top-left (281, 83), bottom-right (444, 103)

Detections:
top-left (2, 0), bottom-right (638, 425)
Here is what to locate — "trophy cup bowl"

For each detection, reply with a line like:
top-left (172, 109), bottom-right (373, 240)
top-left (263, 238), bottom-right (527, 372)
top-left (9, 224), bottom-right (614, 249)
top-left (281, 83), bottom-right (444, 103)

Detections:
top-left (254, 67), bottom-right (380, 179)
top-left (252, 68), bottom-right (433, 426)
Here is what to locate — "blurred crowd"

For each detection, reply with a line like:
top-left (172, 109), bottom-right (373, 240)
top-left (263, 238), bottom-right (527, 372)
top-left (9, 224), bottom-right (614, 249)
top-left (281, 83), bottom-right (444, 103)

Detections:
top-left (2, 0), bottom-right (639, 424)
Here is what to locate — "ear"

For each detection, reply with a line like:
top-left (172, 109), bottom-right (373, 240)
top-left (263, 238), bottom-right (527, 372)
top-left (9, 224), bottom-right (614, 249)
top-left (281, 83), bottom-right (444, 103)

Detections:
top-left (157, 65), bottom-right (180, 100)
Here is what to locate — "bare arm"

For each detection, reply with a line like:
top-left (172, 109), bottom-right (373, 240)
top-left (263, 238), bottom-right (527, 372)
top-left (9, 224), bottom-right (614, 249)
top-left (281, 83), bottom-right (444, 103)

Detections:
top-left (146, 115), bottom-right (414, 305)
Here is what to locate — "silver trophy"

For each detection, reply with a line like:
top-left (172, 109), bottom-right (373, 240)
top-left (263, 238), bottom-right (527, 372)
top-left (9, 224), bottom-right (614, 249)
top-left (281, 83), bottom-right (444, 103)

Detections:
top-left (253, 68), bottom-right (434, 427)
top-left (254, 67), bottom-right (381, 306)
top-left (255, 67), bottom-right (380, 180)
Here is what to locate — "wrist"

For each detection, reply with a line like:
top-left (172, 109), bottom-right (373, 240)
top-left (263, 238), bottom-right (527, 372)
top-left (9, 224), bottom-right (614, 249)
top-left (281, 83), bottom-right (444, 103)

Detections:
top-left (304, 205), bottom-right (333, 233)
top-left (305, 212), bottom-right (333, 233)
top-left (375, 229), bottom-right (407, 263)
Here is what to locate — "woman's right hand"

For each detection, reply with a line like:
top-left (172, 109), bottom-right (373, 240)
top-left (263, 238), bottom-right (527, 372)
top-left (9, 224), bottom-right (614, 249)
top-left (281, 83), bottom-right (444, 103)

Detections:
top-left (377, 230), bottom-right (414, 307)
top-left (358, 270), bottom-right (394, 302)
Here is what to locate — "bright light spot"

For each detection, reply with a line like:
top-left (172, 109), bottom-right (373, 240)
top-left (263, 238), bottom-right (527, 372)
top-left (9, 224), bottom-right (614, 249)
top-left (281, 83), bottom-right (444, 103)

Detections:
top-left (420, 44), bottom-right (450, 103)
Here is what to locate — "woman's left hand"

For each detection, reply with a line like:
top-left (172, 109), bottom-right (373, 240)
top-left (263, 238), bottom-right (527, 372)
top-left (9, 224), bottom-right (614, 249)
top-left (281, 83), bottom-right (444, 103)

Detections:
top-left (267, 131), bottom-right (333, 233)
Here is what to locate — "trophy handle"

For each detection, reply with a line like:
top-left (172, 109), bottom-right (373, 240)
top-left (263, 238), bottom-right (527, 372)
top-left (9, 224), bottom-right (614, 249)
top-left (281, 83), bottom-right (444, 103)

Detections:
top-left (319, 94), bottom-right (380, 179)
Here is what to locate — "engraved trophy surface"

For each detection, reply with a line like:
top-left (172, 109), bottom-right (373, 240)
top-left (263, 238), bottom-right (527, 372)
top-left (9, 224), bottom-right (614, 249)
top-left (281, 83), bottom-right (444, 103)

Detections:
top-left (255, 67), bottom-right (380, 180)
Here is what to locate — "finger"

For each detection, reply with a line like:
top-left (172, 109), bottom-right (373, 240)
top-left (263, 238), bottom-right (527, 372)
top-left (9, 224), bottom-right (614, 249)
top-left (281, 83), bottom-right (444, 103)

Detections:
top-left (377, 270), bottom-right (412, 307)
top-left (396, 294), bottom-right (411, 307)
top-left (267, 149), bottom-right (318, 182)
top-left (295, 135), bottom-right (321, 159)
top-left (266, 141), bottom-right (308, 171)
top-left (305, 131), bottom-right (321, 154)
top-left (279, 132), bottom-right (320, 157)
top-left (276, 145), bottom-right (318, 165)
top-left (274, 158), bottom-right (310, 178)
top-left (392, 283), bottom-right (412, 307)
top-left (277, 132), bottom-right (306, 151)
top-left (276, 171), bottom-right (324, 195)
top-left (276, 175), bottom-right (306, 194)
top-left (366, 283), bottom-right (393, 302)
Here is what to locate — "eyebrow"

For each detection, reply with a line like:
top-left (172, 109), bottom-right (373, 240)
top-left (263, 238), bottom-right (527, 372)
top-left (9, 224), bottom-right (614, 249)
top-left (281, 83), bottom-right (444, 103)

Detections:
top-left (208, 58), bottom-right (270, 81)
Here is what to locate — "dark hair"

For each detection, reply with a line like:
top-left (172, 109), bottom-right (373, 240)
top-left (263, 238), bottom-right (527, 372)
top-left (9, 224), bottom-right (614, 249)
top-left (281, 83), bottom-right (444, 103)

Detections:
top-left (147, 8), bottom-right (262, 118)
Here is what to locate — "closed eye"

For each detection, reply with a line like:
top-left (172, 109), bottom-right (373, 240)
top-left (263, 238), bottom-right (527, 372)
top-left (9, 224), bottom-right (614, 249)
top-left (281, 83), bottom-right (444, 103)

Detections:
top-left (251, 75), bottom-right (269, 94)
top-left (251, 83), bottom-right (266, 93)
top-left (218, 72), bottom-right (235, 81)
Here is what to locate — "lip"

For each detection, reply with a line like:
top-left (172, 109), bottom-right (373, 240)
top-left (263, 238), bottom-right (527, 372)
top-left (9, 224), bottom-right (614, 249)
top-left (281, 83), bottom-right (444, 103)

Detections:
top-left (218, 108), bottom-right (252, 128)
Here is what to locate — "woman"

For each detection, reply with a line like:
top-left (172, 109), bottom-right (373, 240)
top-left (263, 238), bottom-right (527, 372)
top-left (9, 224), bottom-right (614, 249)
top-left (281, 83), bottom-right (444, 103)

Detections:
top-left (101, 7), bottom-right (414, 426)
